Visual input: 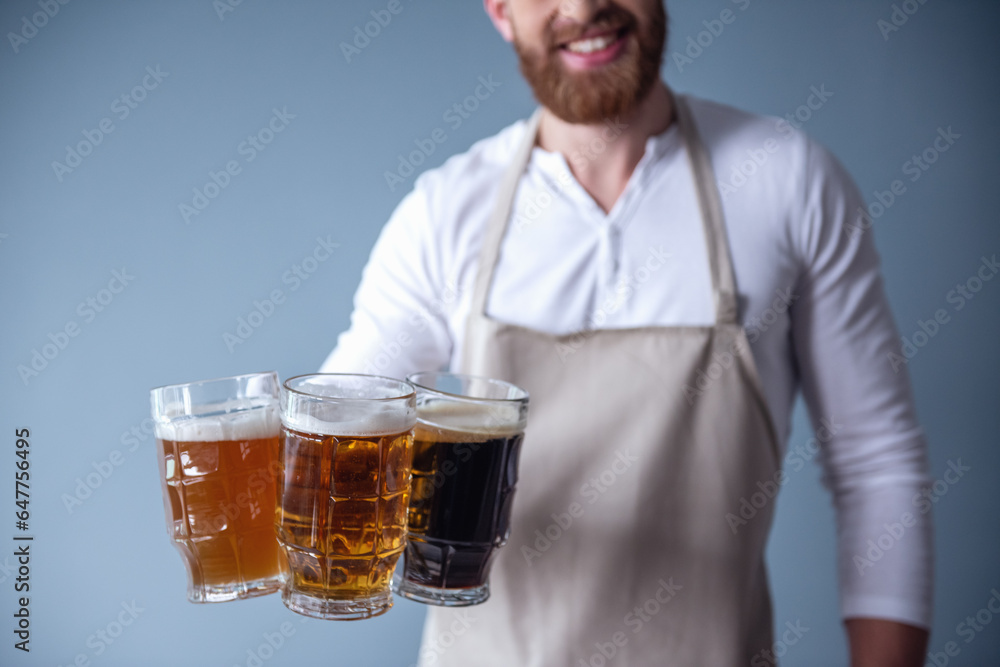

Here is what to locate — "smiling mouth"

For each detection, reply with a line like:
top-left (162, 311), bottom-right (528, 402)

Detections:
top-left (559, 27), bottom-right (628, 55)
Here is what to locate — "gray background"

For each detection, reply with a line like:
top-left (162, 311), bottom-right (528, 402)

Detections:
top-left (1, 0), bottom-right (998, 665)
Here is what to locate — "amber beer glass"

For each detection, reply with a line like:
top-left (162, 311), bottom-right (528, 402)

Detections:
top-left (150, 372), bottom-right (285, 603)
top-left (277, 374), bottom-right (416, 619)
top-left (395, 372), bottom-right (529, 606)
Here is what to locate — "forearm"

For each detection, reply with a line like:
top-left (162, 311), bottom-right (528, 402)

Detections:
top-left (846, 617), bottom-right (928, 667)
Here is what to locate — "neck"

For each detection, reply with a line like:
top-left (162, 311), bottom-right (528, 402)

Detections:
top-left (536, 80), bottom-right (674, 213)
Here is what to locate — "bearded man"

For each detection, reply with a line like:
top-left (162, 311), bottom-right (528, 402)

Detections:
top-left (321, 1), bottom-right (933, 665)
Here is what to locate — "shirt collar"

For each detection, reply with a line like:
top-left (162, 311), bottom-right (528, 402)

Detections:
top-left (524, 118), bottom-right (683, 222)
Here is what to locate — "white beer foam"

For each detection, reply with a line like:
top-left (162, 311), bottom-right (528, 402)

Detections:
top-left (155, 401), bottom-right (279, 442)
top-left (416, 400), bottom-right (524, 441)
top-left (281, 402), bottom-right (415, 438)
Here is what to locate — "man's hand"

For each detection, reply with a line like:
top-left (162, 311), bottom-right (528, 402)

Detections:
top-left (846, 617), bottom-right (929, 667)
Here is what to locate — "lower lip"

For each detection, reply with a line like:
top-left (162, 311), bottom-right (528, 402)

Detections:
top-left (559, 32), bottom-right (627, 71)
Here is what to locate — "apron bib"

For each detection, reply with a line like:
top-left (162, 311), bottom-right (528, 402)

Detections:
top-left (420, 94), bottom-right (781, 667)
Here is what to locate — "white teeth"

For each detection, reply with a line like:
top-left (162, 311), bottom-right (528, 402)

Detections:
top-left (566, 34), bottom-right (616, 54)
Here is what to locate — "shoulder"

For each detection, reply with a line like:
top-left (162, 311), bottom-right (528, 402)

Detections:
top-left (374, 116), bottom-right (532, 282)
top-left (386, 116), bottom-right (530, 254)
top-left (682, 93), bottom-right (854, 194)
top-left (412, 116), bottom-right (529, 216)
top-left (682, 94), bottom-right (864, 272)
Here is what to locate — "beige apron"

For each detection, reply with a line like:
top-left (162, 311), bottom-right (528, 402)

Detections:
top-left (419, 95), bottom-right (781, 666)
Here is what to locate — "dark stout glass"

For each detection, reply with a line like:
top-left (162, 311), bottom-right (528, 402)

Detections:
top-left (396, 372), bottom-right (528, 607)
top-left (404, 422), bottom-right (524, 590)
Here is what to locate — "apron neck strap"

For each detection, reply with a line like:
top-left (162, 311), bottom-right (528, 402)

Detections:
top-left (469, 93), bottom-right (740, 327)
top-left (674, 94), bottom-right (740, 325)
top-left (468, 108), bottom-right (543, 321)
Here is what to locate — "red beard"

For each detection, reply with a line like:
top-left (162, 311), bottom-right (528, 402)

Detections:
top-left (513, 2), bottom-right (667, 125)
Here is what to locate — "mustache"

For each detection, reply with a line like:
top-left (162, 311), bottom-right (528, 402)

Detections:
top-left (546, 7), bottom-right (637, 50)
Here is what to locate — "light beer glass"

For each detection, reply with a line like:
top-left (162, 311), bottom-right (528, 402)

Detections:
top-left (395, 371), bottom-right (528, 606)
top-left (277, 374), bottom-right (416, 620)
top-left (151, 372), bottom-right (285, 603)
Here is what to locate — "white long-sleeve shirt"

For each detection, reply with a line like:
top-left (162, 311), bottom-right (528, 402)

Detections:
top-left (321, 95), bottom-right (933, 628)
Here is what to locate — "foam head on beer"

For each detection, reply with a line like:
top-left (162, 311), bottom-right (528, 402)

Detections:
top-left (415, 399), bottom-right (525, 437)
top-left (281, 401), bottom-right (415, 437)
top-left (151, 370), bottom-right (281, 440)
top-left (154, 398), bottom-right (280, 441)
top-left (280, 375), bottom-right (416, 436)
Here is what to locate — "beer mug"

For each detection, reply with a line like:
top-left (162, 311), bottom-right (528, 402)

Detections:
top-left (395, 371), bottom-right (529, 606)
top-left (151, 372), bottom-right (286, 603)
top-left (277, 374), bottom-right (416, 620)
